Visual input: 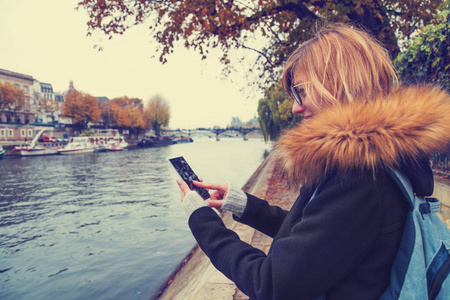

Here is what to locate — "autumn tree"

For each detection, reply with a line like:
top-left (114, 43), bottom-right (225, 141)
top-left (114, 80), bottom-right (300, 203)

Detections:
top-left (257, 83), bottom-right (302, 141)
top-left (144, 95), bottom-right (170, 138)
top-left (126, 106), bottom-right (146, 131)
top-left (0, 82), bottom-right (16, 111)
top-left (62, 90), bottom-right (101, 130)
top-left (101, 100), bottom-right (128, 128)
top-left (0, 82), bottom-right (25, 122)
top-left (111, 103), bottom-right (131, 127)
top-left (100, 101), bottom-right (114, 128)
top-left (77, 0), bottom-right (441, 87)
top-left (143, 107), bottom-right (152, 131)
top-left (101, 96), bottom-right (146, 136)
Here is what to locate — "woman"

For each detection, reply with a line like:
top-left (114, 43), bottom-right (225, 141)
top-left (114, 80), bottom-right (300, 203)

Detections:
top-left (177, 23), bottom-right (450, 299)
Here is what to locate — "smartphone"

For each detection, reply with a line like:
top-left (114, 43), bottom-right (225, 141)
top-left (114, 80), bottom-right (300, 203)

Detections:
top-left (168, 156), bottom-right (210, 200)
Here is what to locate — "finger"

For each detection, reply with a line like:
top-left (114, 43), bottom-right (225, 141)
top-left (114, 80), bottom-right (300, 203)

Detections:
top-left (210, 190), bottom-right (225, 201)
top-left (176, 179), bottom-right (191, 194)
top-left (193, 181), bottom-right (227, 191)
top-left (207, 200), bottom-right (224, 209)
top-left (197, 178), bottom-right (208, 191)
top-left (206, 200), bottom-right (223, 213)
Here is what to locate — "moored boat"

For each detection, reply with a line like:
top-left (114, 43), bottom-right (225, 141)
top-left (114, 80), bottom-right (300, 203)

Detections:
top-left (89, 130), bottom-right (128, 150)
top-left (58, 137), bottom-right (95, 155)
top-left (138, 136), bottom-right (175, 147)
top-left (174, 137), bottom-right (193, 144)
top-left (93, 144), bottom-right (108, 152)
top-left (17, 129), bottom-right (60, 156)
top-left (153, 137), bottom-right (176, 147)
top-left (107, 143), bottom-right (125, 151)
top-left (20, 145), bottom-right (59, 156)
top-left (0, 145), bottom-right (4, 158)
top-left (92, 139), bottom-right (108, 152)
top-left (14, 144), bottom-right (30, 152)
top-left (137, 138), bottom-right (154, 147)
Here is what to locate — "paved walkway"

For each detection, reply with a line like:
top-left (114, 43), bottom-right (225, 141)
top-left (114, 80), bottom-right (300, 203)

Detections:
top-left (152, 152), bottom-right (299, 300)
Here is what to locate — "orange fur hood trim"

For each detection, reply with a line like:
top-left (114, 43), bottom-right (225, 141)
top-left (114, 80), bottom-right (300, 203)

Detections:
top-left (275, 85), bottom-right (450, 186)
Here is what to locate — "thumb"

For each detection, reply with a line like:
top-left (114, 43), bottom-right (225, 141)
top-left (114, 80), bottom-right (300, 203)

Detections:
top-left (207, 200), bottom-right (224, 209)
top-left (176, 179), bottom-right (191, 194)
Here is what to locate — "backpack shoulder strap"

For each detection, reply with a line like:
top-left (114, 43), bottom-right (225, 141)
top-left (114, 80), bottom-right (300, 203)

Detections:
top-left (386, 168), bottom-right (415, 210)
top-left (387, 168), bottom-right (441, 214)
top-left (381, 168), bottom-right (450, 300)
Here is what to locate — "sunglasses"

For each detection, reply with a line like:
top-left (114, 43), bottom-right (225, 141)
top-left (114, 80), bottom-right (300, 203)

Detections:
top-left (290, 81), bottom-right (311, 106)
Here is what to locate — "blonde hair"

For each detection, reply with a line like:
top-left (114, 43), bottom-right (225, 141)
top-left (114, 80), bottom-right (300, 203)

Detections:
top-left (282, 23), bottom-right (398, 107)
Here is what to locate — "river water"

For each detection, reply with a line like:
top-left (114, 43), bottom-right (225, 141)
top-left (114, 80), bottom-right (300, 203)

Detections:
top-left (0, 137), bottom-right (272, 300)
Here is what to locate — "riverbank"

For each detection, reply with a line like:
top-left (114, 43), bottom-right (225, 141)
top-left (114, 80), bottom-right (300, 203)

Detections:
top-left (151, 152), bottom-right (450, 300)
top-left (0, 141), bottom-right (140, 157)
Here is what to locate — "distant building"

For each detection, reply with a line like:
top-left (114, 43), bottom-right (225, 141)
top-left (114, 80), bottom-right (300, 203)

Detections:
top-left (0, 125), bottom-right (35, 142)
top-left (0, 68), bottom-right (73, 141)
top-left (53, 93), bottom-right (70, 124)
top-left (32, 80), bottom-right (66, 124)
top-left (246, 115), bottom-right (260, 128)
top-left (0, 68), bottom-right (38, 141)
top-left (230, 117), bottom-right (242, 127)
top-left (96, 96), bottom-right (109, 107)
top-left (40, 82), bottom-right (54, 100)
top-left (230, 116), bottom-right (260, 128)
top-left (61, 80), bottom-right (76, 98)
top-left (0, 68), bottom-right (35, 125)
top-left (55, 93), bottom-right (64, 103)
top-left (67, 80), bottom-right (76, 93)
top-left (58, 81), bottom-right (82, 126)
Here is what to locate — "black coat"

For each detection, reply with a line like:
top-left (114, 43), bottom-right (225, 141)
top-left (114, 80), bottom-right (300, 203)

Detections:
top-left (187, 86), bottom-right (450, 299)
top-left (188, 162), bottom-right (433, 299)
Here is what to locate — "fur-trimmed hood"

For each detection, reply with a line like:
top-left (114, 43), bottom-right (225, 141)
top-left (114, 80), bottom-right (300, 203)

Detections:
top-left (275, 85), bottom-right (450, 187)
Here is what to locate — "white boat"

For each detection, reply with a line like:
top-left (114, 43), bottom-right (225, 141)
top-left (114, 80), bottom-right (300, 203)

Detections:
top-left (91, 138), bottom-right (108, 152)
top-left (0, 145), bottom-right (5, 158)
top-left (20, 145), bottom-right (59, 156)
top-left (107, 143), bottom-right (125, 151)
top-left (18, 129), bottom-right (59, 156)
top-left (58, 137), bottom-right (95, 155)
top-left (89, 130), bottom-right (128, 151)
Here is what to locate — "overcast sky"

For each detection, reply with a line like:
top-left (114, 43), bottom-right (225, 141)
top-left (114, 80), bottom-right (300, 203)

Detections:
top-left (0, 0), bottom-right (264, 129)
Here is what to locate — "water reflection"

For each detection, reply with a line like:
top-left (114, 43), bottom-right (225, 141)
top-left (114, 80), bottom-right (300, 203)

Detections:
top-left (0, 138), bottom-right (271, 299)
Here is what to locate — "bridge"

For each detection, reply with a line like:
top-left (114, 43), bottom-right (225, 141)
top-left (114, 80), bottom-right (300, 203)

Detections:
top-left (167, 127), bottom-right (261, 141)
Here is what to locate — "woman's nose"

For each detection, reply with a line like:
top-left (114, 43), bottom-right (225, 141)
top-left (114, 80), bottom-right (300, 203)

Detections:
top-left (292, 101), bottom-right (304, 114)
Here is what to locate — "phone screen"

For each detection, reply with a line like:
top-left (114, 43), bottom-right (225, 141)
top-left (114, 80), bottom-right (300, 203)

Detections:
top-left (169, 156), bottom-right (210, 200)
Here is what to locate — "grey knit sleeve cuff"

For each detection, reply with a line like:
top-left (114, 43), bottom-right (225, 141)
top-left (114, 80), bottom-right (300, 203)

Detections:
top-left (222, 182), bottom-right (247, 218)
top-left (183, 191), bottom-right (208, 216)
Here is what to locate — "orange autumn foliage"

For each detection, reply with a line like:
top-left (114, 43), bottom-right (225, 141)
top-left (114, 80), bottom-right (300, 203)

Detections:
top-left (62, 90), bottom-right (100, 128)
top-left (101, 96), bottom-right (146, 130)
top-left (0, 81), bottom-right (25, 112)
top-left (77, 0), bottom-right (441, 87)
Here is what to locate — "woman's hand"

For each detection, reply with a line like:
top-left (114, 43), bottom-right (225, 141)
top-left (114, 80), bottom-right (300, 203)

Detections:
top-left (176, 177), bottom-right (206, 202)
top-left (193, 181), bottom-right (229, 211)
top-left (176, 179), bottom-right (191, 202)
top-left (176, 179), bottom-right (229, 211)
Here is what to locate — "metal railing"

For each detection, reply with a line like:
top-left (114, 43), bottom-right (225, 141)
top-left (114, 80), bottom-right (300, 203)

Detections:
top-left (431, 152), bottom-right (450, 177)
